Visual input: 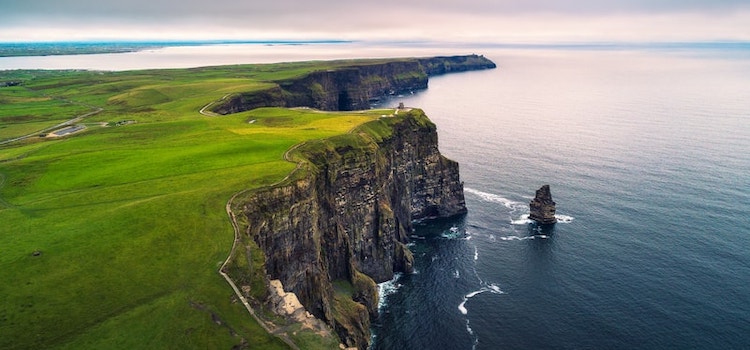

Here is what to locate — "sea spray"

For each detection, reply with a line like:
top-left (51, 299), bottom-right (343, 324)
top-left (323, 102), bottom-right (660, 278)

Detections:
top-left (377, 273), bottom-right (403, 311)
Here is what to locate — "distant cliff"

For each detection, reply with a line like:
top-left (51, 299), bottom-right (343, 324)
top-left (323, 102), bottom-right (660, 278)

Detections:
top-left (210, 54), bottom-right (496, 114)
top-left (227, 109), bottom-right (467, 349)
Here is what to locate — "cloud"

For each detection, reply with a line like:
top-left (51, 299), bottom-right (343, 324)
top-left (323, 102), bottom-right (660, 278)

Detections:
top-left (5, 0), bottom-right (750, 17)
top-left (1, 0), bottom-right (749, 42)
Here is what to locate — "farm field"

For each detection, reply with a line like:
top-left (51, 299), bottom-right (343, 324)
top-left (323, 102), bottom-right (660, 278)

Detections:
top-left (0, 63), bottom-right (392, 349)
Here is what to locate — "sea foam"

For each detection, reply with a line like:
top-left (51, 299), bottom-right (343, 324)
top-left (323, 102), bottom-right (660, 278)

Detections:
top-left (511, 214), bottom-right (532, 225)
top-left (377, 273), bottom-right (403, 311)
top-left (466, 188), bottom-right (575, 225)
top-left (459, 283), bottom-right (505, 315)
top-left (465, 187), bottom-right (526, 210)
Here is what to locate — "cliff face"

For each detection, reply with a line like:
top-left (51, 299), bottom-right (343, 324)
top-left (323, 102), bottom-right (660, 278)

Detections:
top-left (234, 110), bottom-right (466, 348)
top-left (211, 54), bottom-right (495, 114)
top-left (417, 55), bottom-right (498, 75)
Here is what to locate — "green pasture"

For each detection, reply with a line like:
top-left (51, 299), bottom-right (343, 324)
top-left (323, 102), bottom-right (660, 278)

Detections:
top-left (0, 63), bottom-right (395, 349)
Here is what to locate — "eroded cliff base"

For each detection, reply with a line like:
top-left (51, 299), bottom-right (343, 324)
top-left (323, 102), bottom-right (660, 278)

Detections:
top-left (224, 109), bottom-right (466, 349)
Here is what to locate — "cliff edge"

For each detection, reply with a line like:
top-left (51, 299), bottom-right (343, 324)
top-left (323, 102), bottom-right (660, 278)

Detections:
top-left (210, 54), bottom-right (496, 114)
top-left (226, 109), bottom-right (466, 349)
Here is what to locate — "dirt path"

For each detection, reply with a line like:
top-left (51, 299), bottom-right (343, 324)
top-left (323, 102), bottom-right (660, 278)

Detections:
top-left (218, 127), bottom-right (312, 350)
top-left (216, 108), bottom-right (397, 349)
top-left (199, 94), bottom-right (231, 117)
top-left (220, 192), bottom-right (302, 350)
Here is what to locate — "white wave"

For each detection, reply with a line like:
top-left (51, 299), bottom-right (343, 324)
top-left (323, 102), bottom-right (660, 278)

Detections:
top-left (459, 284), bottom-right (505, 315)
top-left (465, 188), bottom-right (575, 225)
top-left (513, 214), bottom-right (573, 225)
top-left (500, 235), bottom-right (549, 241)
top-left (511, 214), bottom-right (532, 225)
top-left (377, 273), bottom-right (403, 310)
top-left (556, 214), bottom-right (575, 223)
top-left (487, 283), bottom-right (503, 294)
top-left (500, 235), bottom-right (531, 241)
top-left (464, 188), bottom-right (526, 210)
top-left (441, 225), bottom-right (464, 239)
top-left (458, 300), bottom-right (469, 315)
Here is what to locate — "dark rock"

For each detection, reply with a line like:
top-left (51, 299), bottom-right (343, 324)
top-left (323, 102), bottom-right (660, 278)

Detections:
top-left (210, 55), bottom-right (496, 114)
top-left (234, 109), bottom-right (466, 349)
top-left (217, 56), bottom-right (484, 348)
top-left (529, 185), bottom-right (557, 225)
top-left (416, 54), bottom-right (497, 75)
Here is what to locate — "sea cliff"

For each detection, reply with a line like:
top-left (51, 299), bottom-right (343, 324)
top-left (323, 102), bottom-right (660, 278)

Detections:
top-left (221, 55), bottom-right (493, 348)
top-left (227, 109), bottom-right (467, 348)
top-left (210, 54), bottom-right (496, 114)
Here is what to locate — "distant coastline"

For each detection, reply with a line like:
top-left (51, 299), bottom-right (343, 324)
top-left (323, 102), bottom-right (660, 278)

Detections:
top-left (0, 40), bottom-right (352, 57)
top-left (3, 40), bottom-right (749, 58)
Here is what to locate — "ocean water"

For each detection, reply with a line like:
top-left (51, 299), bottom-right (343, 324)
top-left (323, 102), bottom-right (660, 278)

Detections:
top-left (371, 48), bottom-right (750, 349)
top-left (3, 42), bottom-right (749, 349)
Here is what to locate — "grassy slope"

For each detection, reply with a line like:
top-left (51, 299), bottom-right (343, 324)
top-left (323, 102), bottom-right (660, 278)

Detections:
top-left (0, 63), bottom-right (393, 349)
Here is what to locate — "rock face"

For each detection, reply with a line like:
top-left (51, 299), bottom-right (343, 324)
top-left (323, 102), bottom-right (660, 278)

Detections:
top-left (529, 185), bottom-right (557, 225)
top-left (234, 109), bottom-right (466, 349)
top-left (210, 55), bottom-right (496, 114)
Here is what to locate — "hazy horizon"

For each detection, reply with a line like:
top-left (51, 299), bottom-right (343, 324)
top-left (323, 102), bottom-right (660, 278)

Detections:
top-left (2, 0), bottom-right (749, 43)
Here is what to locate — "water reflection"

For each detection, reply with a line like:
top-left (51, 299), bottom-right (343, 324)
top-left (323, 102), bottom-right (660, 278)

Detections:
top-left (0, 42), bottom-right (462, 71)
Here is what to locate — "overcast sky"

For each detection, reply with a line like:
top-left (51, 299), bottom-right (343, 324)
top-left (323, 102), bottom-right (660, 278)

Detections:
top-left (1, 0), bottom-right (749, 42)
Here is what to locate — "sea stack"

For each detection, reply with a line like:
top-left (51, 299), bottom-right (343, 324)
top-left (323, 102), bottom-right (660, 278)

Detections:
top-left (529, 185), bottom-right (557, 225)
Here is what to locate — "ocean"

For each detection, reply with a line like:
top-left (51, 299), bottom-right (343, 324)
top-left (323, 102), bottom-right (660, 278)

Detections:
top-left (371, 47), bottom-right (750, 349)
top-left (2, 42), bottom-right (749, 349)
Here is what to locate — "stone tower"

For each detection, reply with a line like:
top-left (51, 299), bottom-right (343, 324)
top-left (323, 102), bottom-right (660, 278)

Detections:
top-left (529, 185), bottom-right (557, 224)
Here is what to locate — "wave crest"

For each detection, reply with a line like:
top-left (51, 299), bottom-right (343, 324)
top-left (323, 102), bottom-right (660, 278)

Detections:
top-left (465, 187), bottom-right (526, 210)
top-left (499, 235), bottom-right (549, 241)
top-left (459, 283), bottom-right (504, 315)
top-left (377, 273), bottom-right (403, 310)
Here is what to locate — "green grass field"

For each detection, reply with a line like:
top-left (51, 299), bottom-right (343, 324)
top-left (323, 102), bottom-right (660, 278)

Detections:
top-left (0, 63), bottom-right (396, 349)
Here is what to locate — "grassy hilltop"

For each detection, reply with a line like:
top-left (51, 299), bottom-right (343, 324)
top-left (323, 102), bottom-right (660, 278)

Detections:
top-left (0, 62), bottom-right (400, 349)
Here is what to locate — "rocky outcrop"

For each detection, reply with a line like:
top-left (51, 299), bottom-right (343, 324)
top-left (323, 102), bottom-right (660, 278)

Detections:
top-left (210, 55), bottom-right (495, 114)
top-left (529, 185), bottom-right (557, 224)
top-left (417, 55), bottom-right (498, 75)
top-left (267, 279), bottom-right (331, 335)
top-left (232, 109), bottom-right (466, 349)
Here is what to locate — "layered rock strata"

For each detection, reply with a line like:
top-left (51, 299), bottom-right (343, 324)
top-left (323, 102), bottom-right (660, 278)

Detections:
top-left (529, 184), bottom-right (557, 224)
top-left (210, 55), bottom-right (496, 114)
top-left (233, 109), bottom-right (466, 349)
